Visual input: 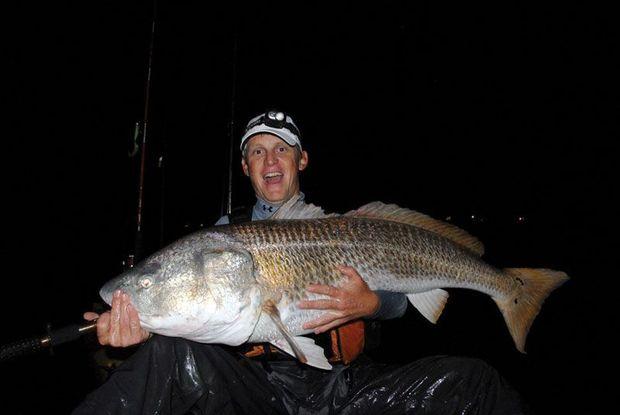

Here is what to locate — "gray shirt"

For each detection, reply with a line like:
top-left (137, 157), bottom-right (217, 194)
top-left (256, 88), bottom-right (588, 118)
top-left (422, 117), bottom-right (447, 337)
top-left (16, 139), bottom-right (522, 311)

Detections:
top-left (215, 194), bottom-right (408, 320)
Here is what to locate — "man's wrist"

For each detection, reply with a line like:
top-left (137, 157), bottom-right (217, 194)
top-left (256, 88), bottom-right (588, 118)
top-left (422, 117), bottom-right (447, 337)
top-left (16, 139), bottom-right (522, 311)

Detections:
top-left (367, 292), bottom-right (382, 319)
top-left (367, 291), bottom-right (408, 320)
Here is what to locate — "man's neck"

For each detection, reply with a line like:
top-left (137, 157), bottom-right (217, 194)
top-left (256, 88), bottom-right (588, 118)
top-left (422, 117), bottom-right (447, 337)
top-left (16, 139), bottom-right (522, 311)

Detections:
top-left (252, 192), bottom-right (305, 221)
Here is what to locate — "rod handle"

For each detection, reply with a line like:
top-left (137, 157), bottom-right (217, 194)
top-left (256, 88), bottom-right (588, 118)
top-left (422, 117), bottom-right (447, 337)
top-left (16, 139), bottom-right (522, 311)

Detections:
top-left (0, 337), bottom-right (43, 362)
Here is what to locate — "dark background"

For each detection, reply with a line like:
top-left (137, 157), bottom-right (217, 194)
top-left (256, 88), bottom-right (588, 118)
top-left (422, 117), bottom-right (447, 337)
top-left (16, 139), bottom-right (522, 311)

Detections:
top-left (2, 1), bottom-right (617, 413)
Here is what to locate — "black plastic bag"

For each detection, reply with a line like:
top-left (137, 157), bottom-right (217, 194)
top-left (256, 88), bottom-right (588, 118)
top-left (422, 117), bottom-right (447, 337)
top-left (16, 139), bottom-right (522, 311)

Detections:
top-left (73, 335), bottom-right (529, 415)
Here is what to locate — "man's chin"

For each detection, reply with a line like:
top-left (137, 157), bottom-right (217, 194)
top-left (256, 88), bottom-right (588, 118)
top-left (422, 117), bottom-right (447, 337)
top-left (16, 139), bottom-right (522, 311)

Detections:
top-left (256, 183), bottom-right (299, 205)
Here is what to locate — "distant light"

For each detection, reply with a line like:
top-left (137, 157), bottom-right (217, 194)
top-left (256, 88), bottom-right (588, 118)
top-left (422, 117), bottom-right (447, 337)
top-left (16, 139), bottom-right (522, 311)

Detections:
top-left (469, 214), bottom-right (486, 224)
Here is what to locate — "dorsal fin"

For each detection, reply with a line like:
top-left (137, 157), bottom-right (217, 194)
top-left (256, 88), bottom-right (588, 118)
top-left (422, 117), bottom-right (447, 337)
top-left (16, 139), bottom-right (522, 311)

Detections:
top-left (345, 202), bottom-right (485, 256)
top-left (271, 194), bottom-right (339, 220)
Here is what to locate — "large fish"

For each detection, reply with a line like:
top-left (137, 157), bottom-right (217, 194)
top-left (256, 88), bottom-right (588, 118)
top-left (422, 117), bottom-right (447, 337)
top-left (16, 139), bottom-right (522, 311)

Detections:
top-left (100, 197), bottom-right (568, 369)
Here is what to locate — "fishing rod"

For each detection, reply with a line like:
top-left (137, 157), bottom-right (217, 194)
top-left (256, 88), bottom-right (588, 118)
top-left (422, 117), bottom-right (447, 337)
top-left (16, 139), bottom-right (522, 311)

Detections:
top-left (0, 321), bottom-right (97, 363)
top-left (128, 0), bottom-right (159, 268)
top-left (1, 1), bottom-right (161, 364)
top-left (222, 27), bottom-right (239, 218)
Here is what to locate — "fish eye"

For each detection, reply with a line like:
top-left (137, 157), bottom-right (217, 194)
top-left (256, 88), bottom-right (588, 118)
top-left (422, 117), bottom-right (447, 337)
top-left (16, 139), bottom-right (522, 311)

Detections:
top-left (139, 277), bottom-right (153, 289)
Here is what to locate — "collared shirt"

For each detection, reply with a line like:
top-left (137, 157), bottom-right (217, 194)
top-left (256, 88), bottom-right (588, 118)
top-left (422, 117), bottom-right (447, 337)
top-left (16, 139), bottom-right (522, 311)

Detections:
top-left (215, 193), bottom-right (307, 225)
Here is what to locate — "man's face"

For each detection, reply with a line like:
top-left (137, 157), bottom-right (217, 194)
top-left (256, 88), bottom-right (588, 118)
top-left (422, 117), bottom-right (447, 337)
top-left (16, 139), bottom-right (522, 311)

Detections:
top-left (241, 133), bottom-right (308, 204)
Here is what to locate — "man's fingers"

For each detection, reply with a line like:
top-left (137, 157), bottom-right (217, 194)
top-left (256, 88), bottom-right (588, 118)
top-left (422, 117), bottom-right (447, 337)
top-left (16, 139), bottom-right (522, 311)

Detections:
top-left (119, 293), bottom-right (132, 343)
top-left (88, 291), bottom-right (148, 347)
top-left (109, 290), bottom-right (122, 345)
top-left (313, 318), bottom-right (350, 334)
top-left (298, 299), bottom-right (341, 310)
top-left (127, 302), bottom-right (148, 343)
top-left (306, 284), bottom-right (339, 297)
top-left (299, 266), bottom-right (376, 333)
top-left (302, 312), bottom-right (344, 330)
top-left (111, 290), bottom-right (122, 323)
top-left (97, 311), bottom-right (111, 330)
top-left (303, 315), bottom-right (351, 334)
top-left (83, 312), bottom-right (99, 321)
top-left (96, 312), bottom-right (111, 345)
top-left (126, 303), bottom-right (142, 335)
top-left (337, 265), bottom-right (357, 278)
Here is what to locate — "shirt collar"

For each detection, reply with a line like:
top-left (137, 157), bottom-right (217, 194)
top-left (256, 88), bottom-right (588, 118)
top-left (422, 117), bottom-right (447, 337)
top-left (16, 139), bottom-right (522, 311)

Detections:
top-left (252, 192), bottom-right (305, 221)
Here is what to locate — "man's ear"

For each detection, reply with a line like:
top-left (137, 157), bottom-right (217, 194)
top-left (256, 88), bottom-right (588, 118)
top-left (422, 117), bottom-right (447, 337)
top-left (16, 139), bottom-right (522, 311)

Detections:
top-left (241, 158), bottom-right (250, 176)
top-left (298, 151), bottom-right (309, 171)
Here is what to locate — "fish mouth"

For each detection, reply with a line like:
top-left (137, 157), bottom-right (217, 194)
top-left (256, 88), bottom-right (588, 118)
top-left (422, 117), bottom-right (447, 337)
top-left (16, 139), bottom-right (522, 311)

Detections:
top-left (99, 278), bottom-right (127, 306)
top-left (99, 269), bottom-right (138, 306)
top-left (99, 283), bottom-right (115, 306)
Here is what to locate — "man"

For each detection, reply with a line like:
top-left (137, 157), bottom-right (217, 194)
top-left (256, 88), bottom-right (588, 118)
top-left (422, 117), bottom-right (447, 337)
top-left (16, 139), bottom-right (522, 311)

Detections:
top-left (84, 111), bottom-right (406, 349)
top-left (75, 110), bottom-right (529, 414)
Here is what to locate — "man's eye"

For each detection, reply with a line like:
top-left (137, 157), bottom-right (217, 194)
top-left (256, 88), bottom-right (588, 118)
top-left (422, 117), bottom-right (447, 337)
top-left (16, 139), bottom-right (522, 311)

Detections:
top-left (277, 146), bottom-right (286, 153)
top-left (253, 149), bottom-right (263, 155)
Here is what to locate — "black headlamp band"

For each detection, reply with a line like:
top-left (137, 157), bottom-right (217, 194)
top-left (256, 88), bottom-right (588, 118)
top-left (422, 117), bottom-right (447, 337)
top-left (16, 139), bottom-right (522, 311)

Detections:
top-left (244, 111), bottom-right (301, 139)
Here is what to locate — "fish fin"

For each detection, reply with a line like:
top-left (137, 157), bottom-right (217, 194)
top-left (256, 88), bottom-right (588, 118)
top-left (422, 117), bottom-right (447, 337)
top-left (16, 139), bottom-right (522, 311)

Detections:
top-left (261, 299), bottom-right (308, 364)
top-left (271, 337), bottom-right (332, 370)
top-left (406, 289), bottom-right (449, 324)
top-left (271, 194), bottom-right (338, 220)
top-left (494, 268), bottom-right (569, 353)
top-left (345, 202), bottom-right (484, 256)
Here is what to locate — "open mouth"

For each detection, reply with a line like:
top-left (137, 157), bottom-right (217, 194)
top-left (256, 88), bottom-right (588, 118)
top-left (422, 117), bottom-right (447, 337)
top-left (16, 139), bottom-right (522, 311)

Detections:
top-left (263, 171), bottom-right (283, 184)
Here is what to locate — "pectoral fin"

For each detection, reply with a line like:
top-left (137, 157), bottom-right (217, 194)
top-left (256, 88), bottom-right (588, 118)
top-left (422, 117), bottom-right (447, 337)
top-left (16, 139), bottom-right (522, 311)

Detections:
top-left (407, 289), bottom-right (449, 324)
top-left (262, 299), bottom-right (307, 364)
top-left (271, 337), bottom-right (332, 370)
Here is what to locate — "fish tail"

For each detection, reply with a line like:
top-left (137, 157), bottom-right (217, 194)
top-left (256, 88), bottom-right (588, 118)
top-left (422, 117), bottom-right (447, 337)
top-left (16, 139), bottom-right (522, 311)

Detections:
top-left (494, 268), bottom-right (569, 353)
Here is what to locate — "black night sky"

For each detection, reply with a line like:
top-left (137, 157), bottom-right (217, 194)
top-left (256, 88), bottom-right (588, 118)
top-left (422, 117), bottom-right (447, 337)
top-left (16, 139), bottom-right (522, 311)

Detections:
top-left (2, 1), bottom-right (617, 414)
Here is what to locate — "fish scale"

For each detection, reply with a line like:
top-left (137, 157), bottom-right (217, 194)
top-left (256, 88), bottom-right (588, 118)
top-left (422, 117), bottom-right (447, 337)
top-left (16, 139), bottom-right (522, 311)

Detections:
top-left (225, 217), bottom-right (512, 300)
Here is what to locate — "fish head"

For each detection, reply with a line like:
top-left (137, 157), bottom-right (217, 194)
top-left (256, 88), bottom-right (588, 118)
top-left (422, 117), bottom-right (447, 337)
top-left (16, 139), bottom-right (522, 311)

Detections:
top-left (99, 260), bottom-right (167, 316)
top-left (99, 232), bottom-right (262, 345)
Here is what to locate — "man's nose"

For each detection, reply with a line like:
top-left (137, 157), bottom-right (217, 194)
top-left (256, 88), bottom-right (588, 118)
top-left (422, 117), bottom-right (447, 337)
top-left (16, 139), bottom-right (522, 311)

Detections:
top-left (266, 150), bottom-right (278, 165)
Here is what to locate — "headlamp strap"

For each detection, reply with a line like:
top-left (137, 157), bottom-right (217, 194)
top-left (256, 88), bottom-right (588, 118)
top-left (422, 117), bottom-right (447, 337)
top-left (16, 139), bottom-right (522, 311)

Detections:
top-left (245, 110), bottom-right (301, 138)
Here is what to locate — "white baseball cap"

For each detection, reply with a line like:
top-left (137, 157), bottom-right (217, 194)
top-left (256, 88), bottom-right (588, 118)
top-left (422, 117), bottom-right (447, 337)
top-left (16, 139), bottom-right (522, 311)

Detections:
top-left (240, 110), bottom-right (302, 151)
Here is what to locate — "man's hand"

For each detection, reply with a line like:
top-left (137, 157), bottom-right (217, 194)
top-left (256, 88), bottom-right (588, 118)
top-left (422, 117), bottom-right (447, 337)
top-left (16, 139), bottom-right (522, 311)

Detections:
top-left (298, 265), bottom-right (380, 334)
top-left (83, 290), bottom-right (150, 347)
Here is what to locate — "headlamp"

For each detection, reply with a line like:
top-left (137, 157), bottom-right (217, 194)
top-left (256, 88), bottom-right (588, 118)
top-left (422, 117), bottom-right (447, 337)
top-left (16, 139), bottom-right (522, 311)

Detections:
top-left (245, 110), bottom-right (301, 138)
